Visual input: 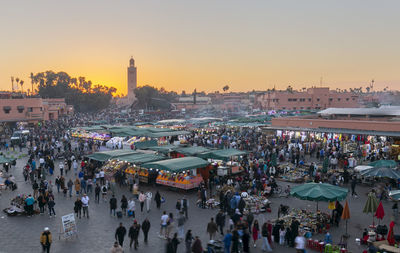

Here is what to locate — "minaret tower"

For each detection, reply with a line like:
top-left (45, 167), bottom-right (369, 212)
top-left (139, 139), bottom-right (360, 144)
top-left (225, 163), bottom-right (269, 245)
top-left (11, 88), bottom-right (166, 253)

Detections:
top-left (127, 57), bottom-right (137, 103)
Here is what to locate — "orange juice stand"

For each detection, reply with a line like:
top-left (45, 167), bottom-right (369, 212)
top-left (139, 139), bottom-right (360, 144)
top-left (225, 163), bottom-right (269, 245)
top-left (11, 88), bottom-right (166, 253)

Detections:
top-left (141, 156), bottom-right (210, 190)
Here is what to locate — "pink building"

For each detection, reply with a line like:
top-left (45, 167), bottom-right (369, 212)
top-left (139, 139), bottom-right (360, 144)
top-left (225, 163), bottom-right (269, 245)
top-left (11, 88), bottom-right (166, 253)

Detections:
top-left (270, 107), bottom-right (400, 136)
top-left (256, 87), bottom-right (360, 110)
top-left (0, 95), bottom-right (73, 123)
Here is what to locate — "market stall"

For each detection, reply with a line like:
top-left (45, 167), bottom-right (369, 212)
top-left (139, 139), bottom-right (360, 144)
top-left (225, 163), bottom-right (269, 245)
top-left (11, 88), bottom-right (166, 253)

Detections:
top-left (86, 150), bottom-right (138, 162)
top-left (3, 194), bottom-right (36, 216)
top-left (199, 149), bottom-right (247, 176)
top-left (142, 157), bottom-right (209, 190)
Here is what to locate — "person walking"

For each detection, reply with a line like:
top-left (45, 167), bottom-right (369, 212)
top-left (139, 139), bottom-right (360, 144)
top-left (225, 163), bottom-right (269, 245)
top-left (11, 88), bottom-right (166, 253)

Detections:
top-left (115, 222), bottom-right (127, 247)
top-left (191, 236), bottom-right (203, 253)
top-left (155, 190), bottom-right (161, 209)
top-left (81, 193), bottom-right (89, 218)
top-left (38, 193), bottom-right (47, 214)
top-left (166, 213), bottom-right (174, 239)
top-left (121, 195), bottom-right (128, 215)
top-left (185, 230), bottom-right (194, 253)
top-left (129, 220), bottom-right (141, 250)
top-left (176, 199), bottom-right (181, 214)
top-left (160, 211), bottom-right (169, 238)
top-left (145, 192), bottom-right (152, 212)
top-left (128, 198), bottom-right (136, 218)
top-left (48, 197), bottom-right (56, 218)
top-left (216, 210), bottom-right (225, 235)
top-left (351, 176), bottom-right (358, 197)
top-left (95, 184), bottom-right (101, 203)
top-left (74, 178), bottom-right (81, 196)
top-left (252, 220), bottom-right (260, 247)
top-left (177, 211), bottom-right (186, 239)
top-left (181, 196), bottom-right (189, 219)
top-left (40, 227), bottom-right (52, 253)
top-left (295, 232), bottom-right (306, 253)
top-left (223, 230), bottom-right (232, 253)
top-left (207, 218), bottom-right (218, 240)
top-left (101, 184), bottom-right (108, 202)
top-left (141, 218), bottom-right (151, 243)
top-left (261, 222), bottom-right (272, 252)
top-left (139, 191), bottom-right (146, 212)
top-left (110, 195), bottom-right (117, 216)
top-left (74, 197), bottom-right (82, 219)
top-left (171, 233), bottom-right (180, 253)
top-left (55, 176), bottom-right (60, 193)
top-left (67, 179), bottom-right (73, 198)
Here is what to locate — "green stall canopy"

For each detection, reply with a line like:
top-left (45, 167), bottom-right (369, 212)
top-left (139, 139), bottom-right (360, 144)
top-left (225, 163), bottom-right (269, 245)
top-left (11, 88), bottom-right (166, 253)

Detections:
top-left (175, 146), bottom-right (210, 156)
top-left (142, 157), bottom-right (209, 173)
top-left (86, 150), bottom-right (138, 162)
top-left (116, 153), bottom-right (166, 165)
top-left (199, 149), bottom-right (247, 161)
top-left (145, 145), bottom-right (178, 154)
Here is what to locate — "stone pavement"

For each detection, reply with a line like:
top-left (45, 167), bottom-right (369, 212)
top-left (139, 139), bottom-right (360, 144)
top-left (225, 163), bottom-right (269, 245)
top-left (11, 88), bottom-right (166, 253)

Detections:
top-left (0, 150), bottom-right (396, 253)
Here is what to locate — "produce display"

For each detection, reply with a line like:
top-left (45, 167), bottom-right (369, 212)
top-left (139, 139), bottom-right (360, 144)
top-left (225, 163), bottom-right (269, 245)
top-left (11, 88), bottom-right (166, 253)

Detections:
top-left (71, 131), bottom-right (110, 141)
top-left (274, 208), bottom-right (331, 235)
top-left (156, 172), bottom-right (203, 190)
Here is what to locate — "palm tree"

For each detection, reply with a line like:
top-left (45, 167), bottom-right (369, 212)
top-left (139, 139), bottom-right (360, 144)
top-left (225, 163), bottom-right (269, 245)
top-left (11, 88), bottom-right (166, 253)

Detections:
top-left (20, 80), bottom-right (24, 93)
top-left (222, 85), bottom-right (229, 92)
top-left (30, 73), bottom-right (34, 95)
top-left (15, 77), bottom-right (19, 91)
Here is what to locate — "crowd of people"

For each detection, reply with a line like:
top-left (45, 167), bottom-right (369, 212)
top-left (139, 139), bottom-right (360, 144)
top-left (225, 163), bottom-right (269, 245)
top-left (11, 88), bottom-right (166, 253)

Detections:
top-left (0, 109), bottom-right (399, 253)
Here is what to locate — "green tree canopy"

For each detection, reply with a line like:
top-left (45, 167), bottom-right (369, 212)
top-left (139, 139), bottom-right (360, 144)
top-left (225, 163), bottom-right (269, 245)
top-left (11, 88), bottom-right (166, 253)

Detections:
top-left (134, 85), bottom-right (178, 110)
top-left (31, 71), bottom-right (116, 112)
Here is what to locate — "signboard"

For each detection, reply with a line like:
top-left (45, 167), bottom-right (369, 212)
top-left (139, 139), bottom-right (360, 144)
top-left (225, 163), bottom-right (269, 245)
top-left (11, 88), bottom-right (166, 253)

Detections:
top-left (61, 213), bottom-right (77, 238)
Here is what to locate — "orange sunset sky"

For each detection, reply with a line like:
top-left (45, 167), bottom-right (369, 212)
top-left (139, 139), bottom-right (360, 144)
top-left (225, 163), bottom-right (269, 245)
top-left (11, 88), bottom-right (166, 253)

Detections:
top-left (1, 0), bottom-right (400, 95)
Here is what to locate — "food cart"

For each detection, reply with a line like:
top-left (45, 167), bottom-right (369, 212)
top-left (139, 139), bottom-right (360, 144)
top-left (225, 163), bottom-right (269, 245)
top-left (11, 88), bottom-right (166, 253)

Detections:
top-left (141, 156), bottom-right (209, 190)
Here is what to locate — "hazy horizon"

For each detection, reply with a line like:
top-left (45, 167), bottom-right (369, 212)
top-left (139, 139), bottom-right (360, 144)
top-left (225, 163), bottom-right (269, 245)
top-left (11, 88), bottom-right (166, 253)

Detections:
top-left (1, 0), bottom-right (400, 95)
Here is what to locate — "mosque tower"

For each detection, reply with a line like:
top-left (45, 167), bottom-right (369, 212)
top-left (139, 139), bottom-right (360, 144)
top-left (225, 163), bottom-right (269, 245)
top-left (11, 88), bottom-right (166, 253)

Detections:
top-left (127, 57), bottom-right (137, 103)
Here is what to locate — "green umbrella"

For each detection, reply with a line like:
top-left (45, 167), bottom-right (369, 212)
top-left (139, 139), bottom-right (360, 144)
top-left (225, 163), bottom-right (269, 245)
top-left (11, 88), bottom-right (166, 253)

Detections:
top-left (0, 155), bottom-right (13, 164)
top-left (369, 160), bottom-right (397, 169)
top-left (290, 182), bottom-right (349, 211)
top-left (363, 192), bottom-right (379, 226)
top-left (361, 167), bottom-right (400, 179)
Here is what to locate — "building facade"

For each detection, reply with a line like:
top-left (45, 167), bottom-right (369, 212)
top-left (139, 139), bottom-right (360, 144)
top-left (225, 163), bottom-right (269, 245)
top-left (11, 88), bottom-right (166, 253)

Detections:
top-left (256, 87), bottom-right (360, 110)
top-left (0, 96), bottom-right (73, 123)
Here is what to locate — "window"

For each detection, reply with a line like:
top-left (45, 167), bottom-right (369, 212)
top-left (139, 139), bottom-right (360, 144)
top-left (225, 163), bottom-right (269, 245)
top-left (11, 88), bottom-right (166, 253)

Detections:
top-left (338, 98), bottom-right (341, 101)
top-left (300, 107), bottom-right (304, 109)
top-left (17, 106), bottom-right (24, 113)
top-left (282, 107), bottom-right (286, 109)
top-left (28, 107), bottom-right (33, 112)
top-left (346, 98), bottom-right (349, 101)
top-left (308, 98), bottom-right (311, 102)
top-left (307, 107), bottom-right (311, 109)
top-left (293, 107), bottom-right (296, 110)
top-left (288, 98), bottom-right (297, 102)
top-left (3, 106), bottom-right (11, 114)
top-left (317, 98), bottom-right (320, 102)
top-left (329, 98), bottom-right (333, 101)
top-left (299, 98), bottom-right (306, 102)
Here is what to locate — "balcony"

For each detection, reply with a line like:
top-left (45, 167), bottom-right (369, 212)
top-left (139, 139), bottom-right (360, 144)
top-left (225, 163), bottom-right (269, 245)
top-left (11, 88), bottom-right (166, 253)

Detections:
top-left (26, 111), bottom-right (44, 120)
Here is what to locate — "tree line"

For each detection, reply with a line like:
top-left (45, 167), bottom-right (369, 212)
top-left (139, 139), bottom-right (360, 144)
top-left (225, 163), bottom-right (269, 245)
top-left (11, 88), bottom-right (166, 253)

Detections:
top-left (31, 71), bottom-right (117, 112)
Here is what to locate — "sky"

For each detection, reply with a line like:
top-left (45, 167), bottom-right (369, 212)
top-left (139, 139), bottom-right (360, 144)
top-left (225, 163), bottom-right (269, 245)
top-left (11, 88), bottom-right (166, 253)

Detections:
top-left (1, 0), bottom-right (400, 95)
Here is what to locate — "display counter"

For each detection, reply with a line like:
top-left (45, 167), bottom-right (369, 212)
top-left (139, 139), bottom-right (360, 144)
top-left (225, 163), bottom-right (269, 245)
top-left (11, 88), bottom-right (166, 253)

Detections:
top-left (156, 173), bottom-right (203, 190)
